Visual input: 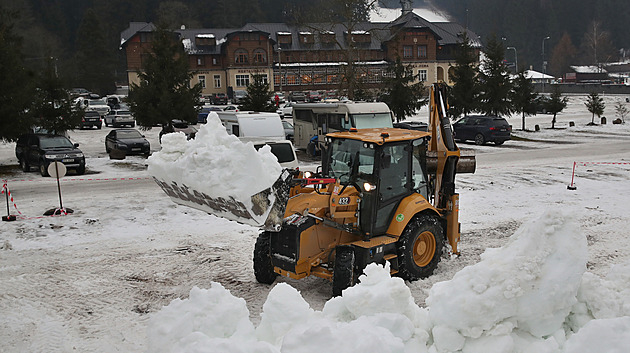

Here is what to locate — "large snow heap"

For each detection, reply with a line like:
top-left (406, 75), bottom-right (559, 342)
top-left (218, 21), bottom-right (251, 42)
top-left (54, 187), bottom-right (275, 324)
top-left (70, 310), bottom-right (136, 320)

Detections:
top-left (147, 210), bottom-right (630, 353)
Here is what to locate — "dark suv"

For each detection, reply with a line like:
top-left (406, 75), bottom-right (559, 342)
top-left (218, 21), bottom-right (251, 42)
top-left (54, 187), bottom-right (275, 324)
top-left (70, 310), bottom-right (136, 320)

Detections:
top-left (16, 134), bottom-right (86, 176)
top-left (452, 115), bottom-right (512, 145)
top-left (80, 110), bottom-right (102, 129)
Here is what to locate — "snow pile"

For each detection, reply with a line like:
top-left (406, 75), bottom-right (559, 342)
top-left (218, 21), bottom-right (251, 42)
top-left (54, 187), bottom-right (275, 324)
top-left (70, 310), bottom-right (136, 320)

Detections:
top-left (147, 112), bottom-right (282, 226)
top-left (147, 211), bottom-right (630, 352)
top-left (427, 210), bottom-right (587, 351)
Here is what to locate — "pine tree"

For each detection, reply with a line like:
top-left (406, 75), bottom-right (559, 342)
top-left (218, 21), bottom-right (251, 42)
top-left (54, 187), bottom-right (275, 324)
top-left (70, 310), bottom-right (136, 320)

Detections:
top-left (30, 58), bottom-right (82, 135)
top-left (381, 58), bottom-right (427, 122)
top-left (240, 74), bottom-right (275, 112)
top-left (477, 34), bottom-right (513, 117)
top-left (74, 8), bottom-right (116, 96)
top-left (127, 25), bottom-right (202, 129)
top-left (510, 70), bottom-right (538, 130)
top-left (0, 6), bottom-right (36, 141)
top-left (585, 91), bottom-right (605, 125)
top-left (546, 85), bottom-right (568, 129)
top-left (448, 32), bottom-right (478, 118)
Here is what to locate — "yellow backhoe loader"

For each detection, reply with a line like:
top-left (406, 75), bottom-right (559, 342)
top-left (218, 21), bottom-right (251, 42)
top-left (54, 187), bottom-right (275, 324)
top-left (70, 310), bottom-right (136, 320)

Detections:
top-left (154, 83), bottom-right (475, 295)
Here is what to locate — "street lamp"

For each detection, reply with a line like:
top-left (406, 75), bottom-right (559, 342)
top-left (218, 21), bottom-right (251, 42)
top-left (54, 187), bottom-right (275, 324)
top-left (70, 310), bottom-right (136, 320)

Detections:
top-left (507, 46), bottom-right (518, 72)
top-left (542, 36), bottom-right (550, 93)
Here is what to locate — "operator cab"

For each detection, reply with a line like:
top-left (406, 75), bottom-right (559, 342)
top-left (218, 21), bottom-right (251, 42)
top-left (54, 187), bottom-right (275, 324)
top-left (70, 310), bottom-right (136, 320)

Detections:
top-left (323, 128), bottom-right (430, 237)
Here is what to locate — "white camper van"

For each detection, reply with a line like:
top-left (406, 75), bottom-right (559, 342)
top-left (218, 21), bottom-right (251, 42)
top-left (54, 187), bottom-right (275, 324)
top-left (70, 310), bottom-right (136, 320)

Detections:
top-left (217, 111), bottom-right (299, 169)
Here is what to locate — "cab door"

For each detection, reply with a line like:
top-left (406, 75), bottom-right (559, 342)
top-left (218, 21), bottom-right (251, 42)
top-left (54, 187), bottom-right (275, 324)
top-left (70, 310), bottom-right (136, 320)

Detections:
top-left (361, 143), bottom-right (411, 236)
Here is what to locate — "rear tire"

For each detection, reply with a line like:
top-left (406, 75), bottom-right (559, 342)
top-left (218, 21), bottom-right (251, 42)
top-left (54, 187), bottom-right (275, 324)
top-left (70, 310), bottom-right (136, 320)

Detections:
top-left (396, 214), bottom-right (444, 281)
top-left (332, 246), bottom-right (356, 297)
top-left (474, 133), bottom-right (486, 145)
top-left (20, 158), bottom-right (30, 172)
top-left (253, 232), bottom-right (278, 284)
top-left (494, 140), bottom-right (504, 145)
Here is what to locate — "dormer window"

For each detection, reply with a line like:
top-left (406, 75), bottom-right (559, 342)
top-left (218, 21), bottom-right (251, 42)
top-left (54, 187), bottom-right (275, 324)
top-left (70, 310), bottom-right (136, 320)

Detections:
top-left (277, 32), bottom-right (292, 45)
top-left (195, 34), bottom-right (216, 46)
top-left (299, 31), bottom-right (314, 44)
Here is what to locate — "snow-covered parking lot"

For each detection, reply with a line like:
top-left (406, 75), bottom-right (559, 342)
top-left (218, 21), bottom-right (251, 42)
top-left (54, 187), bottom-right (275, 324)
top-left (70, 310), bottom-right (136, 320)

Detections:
top-left (1, 94), bottom-right (630, 352)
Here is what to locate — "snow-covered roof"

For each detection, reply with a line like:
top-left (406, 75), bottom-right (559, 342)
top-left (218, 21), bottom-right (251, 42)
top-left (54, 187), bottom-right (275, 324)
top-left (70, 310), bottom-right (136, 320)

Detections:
top-left (298, 31), bottom-right (312, 35)
top-left (571, 65), bottom-right (608, 74)
top-left (524, 70), bottom-right (555, 80)
top-left (277, 32), bottom-right (291, 35)
top-left (196, 34), bottom-right (215, 39)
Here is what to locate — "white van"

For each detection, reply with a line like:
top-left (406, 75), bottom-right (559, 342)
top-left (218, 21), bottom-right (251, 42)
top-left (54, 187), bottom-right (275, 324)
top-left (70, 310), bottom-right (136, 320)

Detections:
top-left (217, 111), bottom-right (299, 169)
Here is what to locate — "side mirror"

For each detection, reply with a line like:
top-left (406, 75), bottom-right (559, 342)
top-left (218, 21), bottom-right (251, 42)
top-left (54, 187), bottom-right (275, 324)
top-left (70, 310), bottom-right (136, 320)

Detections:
top-left (74, 143), bottom-right (79, 148)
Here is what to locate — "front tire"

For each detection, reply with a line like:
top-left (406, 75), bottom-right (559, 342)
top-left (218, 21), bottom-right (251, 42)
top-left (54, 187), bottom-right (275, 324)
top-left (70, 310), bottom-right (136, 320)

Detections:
top-left (332, 246), bottom-right (356, 297)
top-left (396, 214), bottom-right (444, 281)
top-left (494, 140), bottom-right (505, 145)
top-left (474, 133), bottom-right (486, 145)
top-left (39, 162), bottom-right (49, 177)
top-left (253, 232), bottom-right (278, 284)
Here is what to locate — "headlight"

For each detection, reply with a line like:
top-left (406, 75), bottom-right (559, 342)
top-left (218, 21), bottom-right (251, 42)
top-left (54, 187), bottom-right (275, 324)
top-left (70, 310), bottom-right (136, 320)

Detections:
top-left (303, 171), bottom-right (313, 178)
top-left (363, 182), bottom-right (376, 191)
top-left (46, 154), bottom-right (62, 159)
top-left (69, 153), bottom-right (84, 158)
top-left (116, 143), bottom-right (127, 149)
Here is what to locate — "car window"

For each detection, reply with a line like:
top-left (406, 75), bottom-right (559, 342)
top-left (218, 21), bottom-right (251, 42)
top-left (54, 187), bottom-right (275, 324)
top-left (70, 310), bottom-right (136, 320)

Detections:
top-left (117, 130), bottom-right (143, 139)
top-left (39, 136), bottom-right (74, 149)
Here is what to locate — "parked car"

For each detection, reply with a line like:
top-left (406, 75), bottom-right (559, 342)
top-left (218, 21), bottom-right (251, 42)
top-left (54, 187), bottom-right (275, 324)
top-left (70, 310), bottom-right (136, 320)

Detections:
top-left (289, 91), bottom-right (306, 102)
top-left (393, 121), bottom-right (428, 132)
top-left (282, 120), bottom-right (294, 140)
top-left (535, 95), bottom-right (551, 114)
top-left (105, 109), bottom-right (135, 128)
top-left (252, 140), bottom-right (299, 169)
top-left (233, 90), bottom-right (247, 104)
top-left (15, 133), bottom-right (85, 176)
top-left (452, 115), bottom-right (512, 145)
top-left (210, 93), bottom-right (228, 105)
top-left (80, 111), bottom-right (102, 129)
top-left (105, 129), bottom-right (150, 156)
top-left (86, 99), bottom-right (110, 117)
top-left (198, 106), bottom-right (223, 123)
top-left (306, 90), bottom-right (322, 102)
top-left (223, 105), bottom-right (239, 112)
top-left (276, 101), bottom-right (295, 118)
top-left (159, 120), bottom-right (198, 142)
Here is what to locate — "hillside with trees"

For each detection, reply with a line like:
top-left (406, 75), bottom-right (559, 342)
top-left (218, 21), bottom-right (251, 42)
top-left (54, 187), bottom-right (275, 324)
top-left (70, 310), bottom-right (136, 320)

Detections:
top-left (1, 0), bottom-right (629, 94)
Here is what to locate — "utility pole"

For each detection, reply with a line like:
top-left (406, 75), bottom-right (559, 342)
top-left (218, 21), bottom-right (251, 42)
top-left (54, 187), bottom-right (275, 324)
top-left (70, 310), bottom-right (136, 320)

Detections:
top-left (542, 36), bottom-right (550, 93)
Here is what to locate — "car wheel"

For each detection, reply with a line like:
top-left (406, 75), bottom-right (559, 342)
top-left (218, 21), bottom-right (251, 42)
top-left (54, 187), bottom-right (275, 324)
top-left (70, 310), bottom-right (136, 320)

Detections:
top-left (474, 133), bottom-right (486, 145)
top-left (253, 231), bottom-right (278, 285)
top-left (76, 165), bottom-right (85, 175)
top-left (494, 140), bottom-right (505, 145)
top-left (97, 124), bottom-right (102, 130)
top-left (20, 158), bottom-right (30, 172)
top-left (40, 162), bottom-right (49, 177)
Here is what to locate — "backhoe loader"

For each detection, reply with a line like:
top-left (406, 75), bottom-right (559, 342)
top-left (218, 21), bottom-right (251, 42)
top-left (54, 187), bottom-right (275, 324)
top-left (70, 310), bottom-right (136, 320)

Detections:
top-left (153, 83), bottom-right (475, 295)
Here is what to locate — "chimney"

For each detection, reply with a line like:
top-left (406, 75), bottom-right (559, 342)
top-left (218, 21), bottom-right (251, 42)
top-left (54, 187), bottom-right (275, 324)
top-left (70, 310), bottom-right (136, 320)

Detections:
top-left (400, 0), bottom-right (413, 16)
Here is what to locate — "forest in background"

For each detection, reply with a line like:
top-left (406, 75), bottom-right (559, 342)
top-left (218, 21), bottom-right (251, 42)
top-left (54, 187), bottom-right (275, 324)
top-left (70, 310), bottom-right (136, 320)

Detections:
top-left (2, 0), bottom-right (629, 94)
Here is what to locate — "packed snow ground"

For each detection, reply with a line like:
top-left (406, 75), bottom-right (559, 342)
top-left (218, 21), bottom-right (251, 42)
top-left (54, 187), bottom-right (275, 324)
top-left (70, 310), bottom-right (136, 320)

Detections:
top-left (1, 94), bottom-right (630, 352)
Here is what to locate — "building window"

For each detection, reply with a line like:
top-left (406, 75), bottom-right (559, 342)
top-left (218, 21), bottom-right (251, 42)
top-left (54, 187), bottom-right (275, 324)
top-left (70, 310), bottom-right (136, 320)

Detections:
top-left (214, 74), bottom-right (221, 88)
top-left (213, 57), bottom-right (218, 65)
top-left (236, 74), bottom-right (250, 87)
top-left (235, 49), bottom-right (248, 64)
top-left (199, 75), bottom-right (206, 88)
top-left (259, 75), bottom-right (269, 84)
top-left (418, 69), bottom-right (427, 82)
top-left (403, 46), bottom-right (412, 58)
top-left (418, 45), bottom-right (427, 58)
top-left (196, 56), bottom-right (205, 66)
top-left (253, 49), bottom-right (267, 63)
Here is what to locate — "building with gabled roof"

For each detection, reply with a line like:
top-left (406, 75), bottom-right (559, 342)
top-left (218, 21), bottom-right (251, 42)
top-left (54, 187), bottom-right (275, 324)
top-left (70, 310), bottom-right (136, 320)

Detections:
top-left (120, 10), bottom-right (479, 100)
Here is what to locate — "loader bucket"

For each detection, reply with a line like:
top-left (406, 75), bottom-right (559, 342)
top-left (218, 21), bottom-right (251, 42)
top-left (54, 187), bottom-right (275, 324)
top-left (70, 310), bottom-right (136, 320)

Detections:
top-left (153, 169), bottom-right (293, 231)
